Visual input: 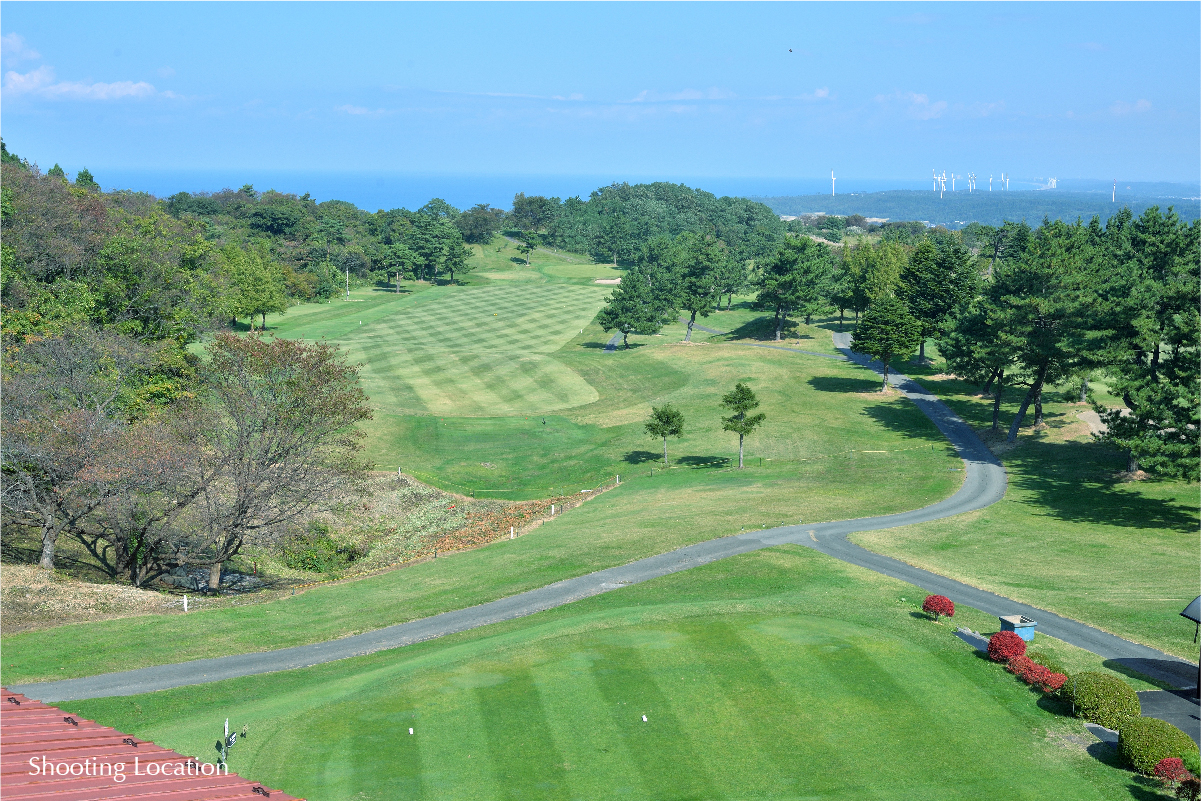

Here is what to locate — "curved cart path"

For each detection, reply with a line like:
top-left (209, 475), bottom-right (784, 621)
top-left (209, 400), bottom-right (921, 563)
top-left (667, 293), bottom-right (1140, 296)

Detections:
top-left (13, 333), bottom-right (1196, 702)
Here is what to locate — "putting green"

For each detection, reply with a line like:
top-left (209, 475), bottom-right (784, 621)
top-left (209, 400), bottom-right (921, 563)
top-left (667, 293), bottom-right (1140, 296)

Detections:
top-left (272, 285), bottom-right (607, 416)
top-left (69, 549), bottom-right (1140, 800)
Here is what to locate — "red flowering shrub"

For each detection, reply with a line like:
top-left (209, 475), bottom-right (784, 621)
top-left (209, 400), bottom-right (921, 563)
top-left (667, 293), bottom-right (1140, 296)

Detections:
top-left (1005, 656), bottom-right (1062, 692)
top-left (1042, 672), bottom-right (1068, 693)
top-left (988, 630), bottom-right (1026, 662)
top-left (1155, 758), bottom-right (1192, 790)
top-left (1006, 656), bottom-right (1035, 676)
top-left (922, 594), bottom-right (955, 621)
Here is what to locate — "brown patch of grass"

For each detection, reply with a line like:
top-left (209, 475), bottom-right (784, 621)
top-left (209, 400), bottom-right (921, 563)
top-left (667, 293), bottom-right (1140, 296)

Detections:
top-left (0, 564), bottom-right (177, 634)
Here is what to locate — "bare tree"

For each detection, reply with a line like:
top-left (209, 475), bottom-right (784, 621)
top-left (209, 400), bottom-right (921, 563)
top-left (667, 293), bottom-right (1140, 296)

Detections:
top-left (1, 329), bottom-right (154, 570)
top-left (71, 415), bottom-right (206, 587)
top-left (187, 334), bottom-right (373, 589)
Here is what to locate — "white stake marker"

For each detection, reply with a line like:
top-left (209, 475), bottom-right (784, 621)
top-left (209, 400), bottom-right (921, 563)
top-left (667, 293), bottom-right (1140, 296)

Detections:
top-left (409, 728), bottom-right (414, 735)
top-left (642, 715), bottom-right (647, 722)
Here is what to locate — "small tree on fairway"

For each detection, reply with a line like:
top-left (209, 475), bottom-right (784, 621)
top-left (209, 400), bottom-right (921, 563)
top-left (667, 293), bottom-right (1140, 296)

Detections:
top-left (851, 296), bottom-right (921, 391)
top-left (645, 404), bottom-right (685, 466)
top-left (720, 383), bottom-right (766, 468)
top-left (516, 231), bottom-right (540, 266)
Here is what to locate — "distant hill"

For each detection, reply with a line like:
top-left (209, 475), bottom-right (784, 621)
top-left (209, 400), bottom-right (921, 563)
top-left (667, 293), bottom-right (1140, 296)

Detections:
top-left (753, 190), bottom-right (1201, 228)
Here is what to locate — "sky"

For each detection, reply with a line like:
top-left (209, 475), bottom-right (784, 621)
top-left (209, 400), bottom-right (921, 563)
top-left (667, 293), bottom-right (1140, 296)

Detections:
top-left (2, 2), bottom-right (1198, 207)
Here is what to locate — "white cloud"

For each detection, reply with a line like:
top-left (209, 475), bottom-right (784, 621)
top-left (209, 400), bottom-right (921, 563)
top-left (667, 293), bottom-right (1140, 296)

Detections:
top-left (1, 33), bottom-right (40, 66)
top-left (875, 90), bottom-right (948, 120)
top-left (335, 104), bottom-right (391, 117)
top-left (1110, 99), bottom-right (1151, 115)
top-left (3, 65), bottom-right (159, 100)
top-left (158, 66), bottom-right (176, 78)
top-left (629, 87), bottom-right (735, 103)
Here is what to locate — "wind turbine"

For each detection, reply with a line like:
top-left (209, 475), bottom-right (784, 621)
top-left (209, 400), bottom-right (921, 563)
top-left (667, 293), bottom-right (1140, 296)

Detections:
top-left (1112, 179), bottom-right (1116, 203)
top-left (831, 169), bottom-right (836, 197)
top-left (989, 174), bottom-right (993, 192)
top-left (951, 173), bottom-right (956, 192)
top-left (940, 171), bottom-right (946, 199)
top-left (933, 169), bottom-right (938, 192)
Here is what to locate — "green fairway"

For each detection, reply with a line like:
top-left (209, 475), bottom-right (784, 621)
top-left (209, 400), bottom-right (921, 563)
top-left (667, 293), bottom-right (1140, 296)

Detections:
top-left (269, 284), bottom-right (608, 419)
top-left (67, 548), bottom-right (1156, 801)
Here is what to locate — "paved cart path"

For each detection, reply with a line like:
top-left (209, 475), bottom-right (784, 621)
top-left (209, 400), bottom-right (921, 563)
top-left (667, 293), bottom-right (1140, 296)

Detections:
top-left (13, 331), bottom-right (1196, 702)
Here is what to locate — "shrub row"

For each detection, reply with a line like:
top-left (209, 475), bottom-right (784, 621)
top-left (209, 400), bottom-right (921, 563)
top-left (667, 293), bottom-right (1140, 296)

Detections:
top-left (1005, 655), bottom-right (1067, 693)
top-left (1061, 671), bottom-right (1142, 731)
top-left (983, 633), bottom-right (1198, 778)
top-left (987, 630), bottom-right (1026, 662)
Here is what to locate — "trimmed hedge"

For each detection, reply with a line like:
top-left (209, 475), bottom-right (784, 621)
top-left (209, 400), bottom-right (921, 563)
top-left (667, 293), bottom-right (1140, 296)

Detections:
top-left (1064, 672), bottom-right (1141, 730)
top-left (988, 631), bottom-right (1026, 662)
top-left (1027, 650), bottom-right (1067, 676)
top-left (1118, 717), bottom-right (1200, 776)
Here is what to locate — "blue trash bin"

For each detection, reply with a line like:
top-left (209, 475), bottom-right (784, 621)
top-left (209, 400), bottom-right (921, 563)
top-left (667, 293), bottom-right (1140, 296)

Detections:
top-left (999, 615), bottom-right (1038, 642)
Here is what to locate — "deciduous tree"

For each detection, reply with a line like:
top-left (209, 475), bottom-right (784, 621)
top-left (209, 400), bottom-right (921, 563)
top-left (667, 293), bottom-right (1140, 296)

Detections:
top-left (645, 404), bottom-right (685, 467)
top-left (188, 334), bottom-right (373, 588)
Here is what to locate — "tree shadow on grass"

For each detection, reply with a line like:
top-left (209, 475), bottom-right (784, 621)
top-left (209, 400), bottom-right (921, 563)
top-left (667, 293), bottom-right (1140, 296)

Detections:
top-left (1002, 439), bottom-right (1199, 532)
top-left (721, 315), bottom-right (809, 343)
top-left (623, 451), bottom-right (661, 465)
top-left (807, 375), bottom-right (882, 394)
top-left (677, 455), bottom-right (731, 469)
top-left (1102, 658), bottom-right (1197, 691)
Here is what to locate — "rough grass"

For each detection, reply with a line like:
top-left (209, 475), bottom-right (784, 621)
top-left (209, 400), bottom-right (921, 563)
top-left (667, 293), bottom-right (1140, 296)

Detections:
top-left (66, 548), bottom-right (1159, 801)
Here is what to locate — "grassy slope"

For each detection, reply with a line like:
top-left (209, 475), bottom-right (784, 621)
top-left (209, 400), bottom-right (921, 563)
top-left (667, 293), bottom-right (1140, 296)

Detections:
top-left (67, 548), bottom-right (1160, 801)
top-left (852, 343), bottom-right (1200, 660)
top-left (3, 345), bottom-right (959, 682)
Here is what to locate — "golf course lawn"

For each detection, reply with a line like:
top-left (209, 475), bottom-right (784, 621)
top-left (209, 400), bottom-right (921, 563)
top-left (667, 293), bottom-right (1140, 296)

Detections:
top-left (853, 370), bottom-right (1201, 660)
top-left (3, 435), bottom-right (958, 682)
top-left (65, 548), bottom-right (1160, 801)
top-left (5, 276), bottom-right (971, 683)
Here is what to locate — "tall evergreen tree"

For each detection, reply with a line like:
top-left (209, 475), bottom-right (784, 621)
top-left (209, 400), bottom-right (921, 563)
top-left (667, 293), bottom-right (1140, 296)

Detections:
top-left (898, 236), bottom-right (977, 361)
top-left (672, 232), bottom-right (725, 342)
top-left (756, 236), bottom-right (834, 340)
top-left (989, 220), bottom-right (1096, 443)
top-left (1093, 207), bottom-right (1200, 477)
top-left (720, 382), bottom-right (766, 468)
top-left (851, 295), bottom-right (922, 391)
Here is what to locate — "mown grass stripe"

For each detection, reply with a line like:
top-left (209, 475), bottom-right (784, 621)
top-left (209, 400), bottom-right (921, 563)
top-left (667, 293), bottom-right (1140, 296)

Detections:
top-left (475, 668), bottom-right (571, 801)
top-left (590, 646), bottom-right (720, 800)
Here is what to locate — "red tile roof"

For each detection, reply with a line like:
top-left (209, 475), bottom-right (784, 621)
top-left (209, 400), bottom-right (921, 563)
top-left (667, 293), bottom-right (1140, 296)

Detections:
top-left (1, 688), bottom-right (302, 800)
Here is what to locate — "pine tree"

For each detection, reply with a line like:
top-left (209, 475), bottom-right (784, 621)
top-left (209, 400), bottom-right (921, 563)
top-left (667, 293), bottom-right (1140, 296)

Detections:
top-left (898, 236), bottom-right (977, 361)
top-left (851, 296), bottom-right (921, 391)
top-left (720, 383), bottom-right (766, 468)
top-left (596, 264), bottom-right (672, 348)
